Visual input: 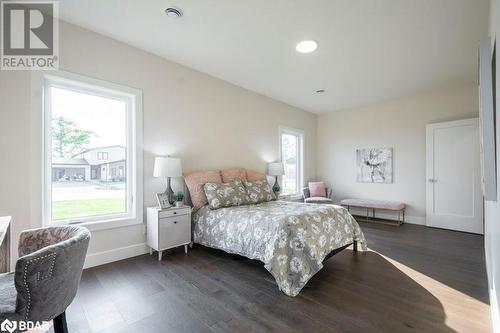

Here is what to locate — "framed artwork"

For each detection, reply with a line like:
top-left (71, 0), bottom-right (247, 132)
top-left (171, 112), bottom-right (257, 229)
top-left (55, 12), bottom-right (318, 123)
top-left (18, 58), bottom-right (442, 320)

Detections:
top-left (356, 148), bottom-right (393, 183)
top-left (156, 193), bottom-right (171, 209)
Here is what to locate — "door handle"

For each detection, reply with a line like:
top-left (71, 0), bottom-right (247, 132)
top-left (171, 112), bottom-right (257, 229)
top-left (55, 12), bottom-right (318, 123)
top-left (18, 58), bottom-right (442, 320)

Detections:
top-left (428, 178), bottom-right (437, 183)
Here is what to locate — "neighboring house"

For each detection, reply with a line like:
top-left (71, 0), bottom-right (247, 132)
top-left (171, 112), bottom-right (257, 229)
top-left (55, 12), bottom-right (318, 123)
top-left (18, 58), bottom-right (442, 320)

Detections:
top-left (52, 158), bottom-right (90, 181)
top-left (52, 145), bottom-right (126, 182)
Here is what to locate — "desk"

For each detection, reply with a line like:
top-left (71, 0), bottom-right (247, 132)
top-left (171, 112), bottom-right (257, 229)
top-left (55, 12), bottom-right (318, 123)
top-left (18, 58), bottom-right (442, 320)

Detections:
top-left (0, 217), bottom-right (10, 272)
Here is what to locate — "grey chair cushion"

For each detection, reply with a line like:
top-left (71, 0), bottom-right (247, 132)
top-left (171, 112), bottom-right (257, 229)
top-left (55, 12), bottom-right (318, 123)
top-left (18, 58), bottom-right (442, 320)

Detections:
top-left (305, 197), bottom-right (334, 204)
top-left (0, 273), bottom-right (16, 315)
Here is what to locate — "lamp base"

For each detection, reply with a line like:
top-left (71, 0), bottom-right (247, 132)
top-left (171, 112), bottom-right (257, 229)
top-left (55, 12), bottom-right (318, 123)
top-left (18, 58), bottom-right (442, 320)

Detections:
top-left (165, 177), bottom-right (175, 205)
top-left (272, 176), bottom-right (281, 193)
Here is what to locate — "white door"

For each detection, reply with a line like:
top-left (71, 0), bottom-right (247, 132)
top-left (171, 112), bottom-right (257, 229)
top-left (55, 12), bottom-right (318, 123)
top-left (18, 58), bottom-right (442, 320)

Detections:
top-left (426, 118), bottom-right (483, 234)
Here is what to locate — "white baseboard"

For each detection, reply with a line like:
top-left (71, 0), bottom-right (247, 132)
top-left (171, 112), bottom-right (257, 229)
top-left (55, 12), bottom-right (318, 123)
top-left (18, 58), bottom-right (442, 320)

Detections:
top-left (491, 287), bottom-right (500, 333)
top-left (84, 243), bottom-right (148, 269)
top-left (347, 207), bottom-right (426, 226)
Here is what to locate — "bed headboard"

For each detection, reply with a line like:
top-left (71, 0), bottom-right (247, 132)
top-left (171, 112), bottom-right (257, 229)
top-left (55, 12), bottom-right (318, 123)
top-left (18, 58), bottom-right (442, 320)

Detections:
top-left (182, 168), bottom-right (267, 208)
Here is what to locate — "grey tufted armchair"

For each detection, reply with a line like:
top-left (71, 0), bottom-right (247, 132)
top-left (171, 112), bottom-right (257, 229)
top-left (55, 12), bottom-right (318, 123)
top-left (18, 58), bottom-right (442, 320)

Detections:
top-left (0, 226), bottom-right (90, 333)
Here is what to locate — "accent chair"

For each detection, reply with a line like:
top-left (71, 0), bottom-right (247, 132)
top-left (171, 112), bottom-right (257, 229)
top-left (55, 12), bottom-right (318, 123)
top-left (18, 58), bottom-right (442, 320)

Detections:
top-left (0, 226), bottom-right (90, 333)
top-left (303, 186), bottom-right (334, 204)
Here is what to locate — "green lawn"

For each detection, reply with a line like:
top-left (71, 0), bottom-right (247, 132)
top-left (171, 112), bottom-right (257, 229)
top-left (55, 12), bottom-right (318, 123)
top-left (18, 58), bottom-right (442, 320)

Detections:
top-left (53, 198), bottom-right (126, 220)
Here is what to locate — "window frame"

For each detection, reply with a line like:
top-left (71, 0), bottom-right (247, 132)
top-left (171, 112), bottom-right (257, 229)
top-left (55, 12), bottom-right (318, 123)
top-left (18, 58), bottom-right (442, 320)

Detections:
top-left (279, 126), bottom-right (304, 196)
top-left (42, 72), bottom-right (143, 228)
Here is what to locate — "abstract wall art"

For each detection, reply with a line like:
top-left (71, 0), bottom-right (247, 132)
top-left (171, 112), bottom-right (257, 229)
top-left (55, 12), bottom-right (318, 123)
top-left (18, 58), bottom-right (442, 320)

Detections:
top-left (356, 148), bottom-right (393, 183)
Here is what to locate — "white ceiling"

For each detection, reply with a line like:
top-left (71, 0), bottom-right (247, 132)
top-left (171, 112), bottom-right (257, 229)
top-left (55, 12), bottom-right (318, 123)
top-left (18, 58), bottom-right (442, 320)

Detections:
top-left (58, 0), bottom-right (490, 113)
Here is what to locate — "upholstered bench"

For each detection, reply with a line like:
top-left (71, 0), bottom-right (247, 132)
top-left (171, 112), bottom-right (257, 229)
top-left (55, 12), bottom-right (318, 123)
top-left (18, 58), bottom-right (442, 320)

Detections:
top-left (340, 198), bottom-right (406, 225)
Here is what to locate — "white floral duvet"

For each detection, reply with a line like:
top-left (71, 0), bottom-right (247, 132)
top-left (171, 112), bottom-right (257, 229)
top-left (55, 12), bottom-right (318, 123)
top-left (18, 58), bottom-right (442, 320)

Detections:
top-left (192, 200), bottom-right (367, 296)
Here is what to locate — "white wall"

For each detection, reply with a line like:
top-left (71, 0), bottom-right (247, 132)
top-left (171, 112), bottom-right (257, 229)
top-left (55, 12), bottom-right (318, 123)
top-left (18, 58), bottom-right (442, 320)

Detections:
top-left (486, 0), bottom-right (500, 331)
top-left (316, 83), bottom-right (479, 224)
top-left (0, 22), bottom-right (317, 267)
top-left (0, 71), bottom-right (32, 269)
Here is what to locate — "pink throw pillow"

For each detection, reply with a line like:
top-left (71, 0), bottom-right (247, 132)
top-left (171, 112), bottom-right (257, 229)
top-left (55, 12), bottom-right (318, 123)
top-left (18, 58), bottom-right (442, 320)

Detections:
top-left (184, 170), bottom-right (222, 208)
top-left (309, 182), bottom-right (327, 197)
top-left (221, 168), bottom-right (247, 183)
top-left (246, 169), bottom-right (266, 181)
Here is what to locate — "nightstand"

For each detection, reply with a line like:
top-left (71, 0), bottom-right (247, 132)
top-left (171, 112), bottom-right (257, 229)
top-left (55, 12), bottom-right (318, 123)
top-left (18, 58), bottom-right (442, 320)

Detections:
top-left (146, 206), bottom-right (192, 261)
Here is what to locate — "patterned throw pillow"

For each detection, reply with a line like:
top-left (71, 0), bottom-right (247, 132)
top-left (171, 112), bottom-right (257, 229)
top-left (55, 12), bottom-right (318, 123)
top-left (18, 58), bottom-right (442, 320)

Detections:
top-left (204, 179), bottom-right (250, 209)
top-left (244, 179), bottom-right (276, 204)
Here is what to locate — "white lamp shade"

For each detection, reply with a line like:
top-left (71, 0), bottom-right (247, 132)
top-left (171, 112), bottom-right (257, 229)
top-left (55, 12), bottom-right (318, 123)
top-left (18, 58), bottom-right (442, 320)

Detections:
top-left (153, 157), bottom-right (182, 178)
top-left (267, 162), bottom-right (285, 176)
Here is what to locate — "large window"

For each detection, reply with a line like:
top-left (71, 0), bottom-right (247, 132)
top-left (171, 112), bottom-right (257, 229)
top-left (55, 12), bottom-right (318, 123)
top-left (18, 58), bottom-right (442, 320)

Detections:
top-left (280, 127), bottom-right (304, 195)
top-left (43, 73), bottom-right (141, 225)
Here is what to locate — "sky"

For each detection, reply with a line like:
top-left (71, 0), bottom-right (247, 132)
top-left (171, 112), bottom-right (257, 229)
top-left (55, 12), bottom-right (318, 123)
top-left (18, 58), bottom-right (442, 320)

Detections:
top-left (51, 87), bottom-right (126, 148)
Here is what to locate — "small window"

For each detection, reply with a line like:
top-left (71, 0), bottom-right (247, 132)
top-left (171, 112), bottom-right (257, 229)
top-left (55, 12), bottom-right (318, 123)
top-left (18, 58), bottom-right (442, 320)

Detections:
top-left (97, 152), bottom-right (109, 160)
top-left (43, 73), bottom-right (141, 225)
top-left (280, 127), bottom-right (304, 195)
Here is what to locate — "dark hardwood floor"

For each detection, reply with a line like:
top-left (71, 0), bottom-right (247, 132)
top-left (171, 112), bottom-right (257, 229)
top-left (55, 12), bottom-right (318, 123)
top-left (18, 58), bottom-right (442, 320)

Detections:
top-left (57, 222), bottom-right (490, 333)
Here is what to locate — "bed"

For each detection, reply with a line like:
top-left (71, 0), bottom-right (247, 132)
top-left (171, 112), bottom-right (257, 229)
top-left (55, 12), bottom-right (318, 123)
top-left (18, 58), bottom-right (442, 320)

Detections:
top-left (192, 200), bottom-right (366, 296)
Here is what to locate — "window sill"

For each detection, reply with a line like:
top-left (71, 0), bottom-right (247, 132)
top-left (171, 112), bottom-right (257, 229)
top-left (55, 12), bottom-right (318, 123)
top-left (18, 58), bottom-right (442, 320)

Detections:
top-left (51, 216), bottom-right (144, 232)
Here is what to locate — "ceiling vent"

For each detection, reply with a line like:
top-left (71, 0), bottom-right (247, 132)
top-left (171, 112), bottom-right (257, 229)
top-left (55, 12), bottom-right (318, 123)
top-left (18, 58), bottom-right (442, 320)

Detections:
top-left (165, 7), bottom-right (183, 18)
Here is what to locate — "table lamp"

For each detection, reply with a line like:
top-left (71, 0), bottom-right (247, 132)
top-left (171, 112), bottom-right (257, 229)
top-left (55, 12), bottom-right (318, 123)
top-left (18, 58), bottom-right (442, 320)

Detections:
top-left (153, 156), bottom-right (182, 204)
top-left (267, 162), bottom-right (285, 193)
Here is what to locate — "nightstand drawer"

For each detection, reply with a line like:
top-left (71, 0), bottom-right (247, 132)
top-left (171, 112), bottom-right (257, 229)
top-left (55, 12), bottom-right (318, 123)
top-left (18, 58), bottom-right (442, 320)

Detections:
top-left (159, 215), bottom-right (191, 249)
top-left (159, 209), bottom-right (189, 219)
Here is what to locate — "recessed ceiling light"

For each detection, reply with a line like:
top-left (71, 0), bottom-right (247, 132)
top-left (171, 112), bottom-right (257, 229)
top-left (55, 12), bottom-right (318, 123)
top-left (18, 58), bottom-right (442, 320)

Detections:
top-left (165, 7), bottom-right (183, 18)
top-left (316, 89), bottom-right (325, 93)
top-left (296, 40), bottom-right (318, 53)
